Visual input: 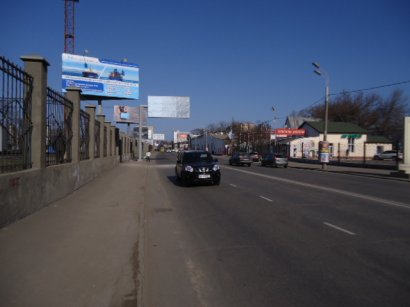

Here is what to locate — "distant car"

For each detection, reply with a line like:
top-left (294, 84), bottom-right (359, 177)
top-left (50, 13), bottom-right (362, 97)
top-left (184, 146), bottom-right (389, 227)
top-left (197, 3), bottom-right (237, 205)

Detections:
top-left (373, 150), bottom-right (402, 160)
top-left (166, 149), bottom-right (172, 153)
top-left (175, 150), bottom-right (221, 186)
top-left (249, 152), bottom-right (260, 162)
top-left (260, 153), bottom-right (288, 168)
top-left (229, 152), bottom-right (252, 167)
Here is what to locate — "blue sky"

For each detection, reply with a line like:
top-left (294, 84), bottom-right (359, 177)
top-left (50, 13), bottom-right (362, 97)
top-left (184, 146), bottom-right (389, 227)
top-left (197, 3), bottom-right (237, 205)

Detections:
top-left (2, 0), bottom-right (410, 140)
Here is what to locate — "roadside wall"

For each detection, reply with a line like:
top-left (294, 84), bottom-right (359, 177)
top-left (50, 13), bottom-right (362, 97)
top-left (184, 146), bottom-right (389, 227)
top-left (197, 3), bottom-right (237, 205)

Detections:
top-left (0, 157), bottom-right (117, 227)
top-left (0, 55), bottom-right (133, 228)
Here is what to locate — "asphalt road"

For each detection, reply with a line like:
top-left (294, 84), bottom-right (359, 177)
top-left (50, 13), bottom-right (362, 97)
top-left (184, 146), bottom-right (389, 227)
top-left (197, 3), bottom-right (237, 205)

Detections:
top-left (143, 152), bottom-right (410, 307)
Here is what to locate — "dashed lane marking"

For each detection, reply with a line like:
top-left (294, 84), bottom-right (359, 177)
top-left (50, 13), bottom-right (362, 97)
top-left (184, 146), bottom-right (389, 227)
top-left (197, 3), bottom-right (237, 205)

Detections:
top-left (222, 165), bottom-right (410, 210)
top-left (323, 222), bottom-right (356, 236)
top-left (259, 196), bottom-right (273, 202)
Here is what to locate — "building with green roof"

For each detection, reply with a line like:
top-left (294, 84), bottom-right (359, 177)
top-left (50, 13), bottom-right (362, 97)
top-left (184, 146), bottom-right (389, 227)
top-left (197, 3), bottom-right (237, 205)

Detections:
top-left (284, 121), bottom-right (393, 160)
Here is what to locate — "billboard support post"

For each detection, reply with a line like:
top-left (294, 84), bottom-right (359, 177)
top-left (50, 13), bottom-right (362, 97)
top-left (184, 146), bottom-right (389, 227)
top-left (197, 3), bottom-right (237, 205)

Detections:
top-left (138, 105), bottom-right (143, 161)
top-left (97, 98), bottom-right (103, 115)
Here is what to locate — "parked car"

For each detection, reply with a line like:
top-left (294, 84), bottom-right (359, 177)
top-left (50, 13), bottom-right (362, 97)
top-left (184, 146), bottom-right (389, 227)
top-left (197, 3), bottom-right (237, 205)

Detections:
top-left (175, 150), bottom-right (221, 186)
top-left (229, 152), bottom-right (252, 167)
top-left (373, 150), bottom-right (402, 160)
top-left (249, 152), bottom-right (260, 162)
top-left (260, 153), bottom-right (288, 168)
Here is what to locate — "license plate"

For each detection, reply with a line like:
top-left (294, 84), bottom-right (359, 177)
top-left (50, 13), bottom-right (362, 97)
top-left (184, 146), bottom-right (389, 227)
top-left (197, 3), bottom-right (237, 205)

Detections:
top-left (198, 174), bottom-right (211, 179)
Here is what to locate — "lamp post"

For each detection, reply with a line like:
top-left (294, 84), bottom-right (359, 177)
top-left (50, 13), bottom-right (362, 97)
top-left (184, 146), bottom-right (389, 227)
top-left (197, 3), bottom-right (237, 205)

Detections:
top-left (205, 128), bottom-right (208, 151)
top-left (271, 107), bottom-right (277, 153)
top-left (312, 62), bottom-right (330, 170)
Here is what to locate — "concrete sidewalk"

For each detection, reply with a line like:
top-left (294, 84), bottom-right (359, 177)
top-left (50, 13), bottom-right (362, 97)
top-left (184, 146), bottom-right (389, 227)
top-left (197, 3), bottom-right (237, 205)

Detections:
top-left (0, 160), bottom-right (147, 307)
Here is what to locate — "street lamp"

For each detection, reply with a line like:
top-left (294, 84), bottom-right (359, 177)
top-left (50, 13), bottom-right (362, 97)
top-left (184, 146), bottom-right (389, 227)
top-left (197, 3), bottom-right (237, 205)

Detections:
top-left (271, 107), bottom-right (277, 153)
top-left (312, 62), bottom-right (330, 170)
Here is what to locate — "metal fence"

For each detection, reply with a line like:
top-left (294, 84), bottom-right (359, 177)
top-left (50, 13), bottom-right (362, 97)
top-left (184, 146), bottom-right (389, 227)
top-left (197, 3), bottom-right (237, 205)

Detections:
top-left (46, 87), bottom-right (73, 166)
top-left (0, 56), bottom-right (33, 173)
top-left (94, 119), bottom-right (100, 158)
top-left (80, 110), bottom-right (90, 160)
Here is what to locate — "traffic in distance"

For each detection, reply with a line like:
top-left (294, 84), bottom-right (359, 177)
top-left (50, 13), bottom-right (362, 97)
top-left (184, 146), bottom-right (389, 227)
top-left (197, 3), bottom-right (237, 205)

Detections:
top-left (173, 149), bottom-right (291, 187)
top-left (373, 150), bottom-right (403, 160)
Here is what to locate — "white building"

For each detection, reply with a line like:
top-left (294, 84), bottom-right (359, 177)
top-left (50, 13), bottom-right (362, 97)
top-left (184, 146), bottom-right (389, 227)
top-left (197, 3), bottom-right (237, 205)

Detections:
top-left (286, 121), bottom-right (392, 159)
top-left (190, 133), bottom-right (230, 155)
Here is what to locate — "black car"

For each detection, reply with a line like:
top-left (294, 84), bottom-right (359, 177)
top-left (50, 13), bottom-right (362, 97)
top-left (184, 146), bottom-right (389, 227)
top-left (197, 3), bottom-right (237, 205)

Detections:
top-left (175, 150), bottom-right (221, 186)
top-left (260, 153), bottom-right (288, 168)
top-left (229, 152), bottom-right (252, 167)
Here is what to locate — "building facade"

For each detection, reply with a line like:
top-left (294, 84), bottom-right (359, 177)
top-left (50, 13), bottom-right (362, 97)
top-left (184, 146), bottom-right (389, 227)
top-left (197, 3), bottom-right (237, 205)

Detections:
top-left (190, 133), bottom-right (230, 155)
top-left (284, 121), bottom-right (392, 160)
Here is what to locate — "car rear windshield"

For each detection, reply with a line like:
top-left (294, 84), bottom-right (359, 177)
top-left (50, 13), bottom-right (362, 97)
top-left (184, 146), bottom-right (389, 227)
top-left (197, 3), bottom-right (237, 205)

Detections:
top-left (183, 152), bottom-right (214, 163)
top-left (274, 154), bottom-right (286, 158)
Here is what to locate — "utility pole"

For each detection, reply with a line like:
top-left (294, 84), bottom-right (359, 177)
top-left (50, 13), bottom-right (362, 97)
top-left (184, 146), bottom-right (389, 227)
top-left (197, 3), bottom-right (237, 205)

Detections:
top-left (313, 62), bottom-right (330, 170)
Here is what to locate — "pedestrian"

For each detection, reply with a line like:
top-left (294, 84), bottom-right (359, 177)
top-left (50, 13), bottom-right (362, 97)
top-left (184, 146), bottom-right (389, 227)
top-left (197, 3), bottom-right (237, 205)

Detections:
top-left (145, 151), bottom-right (151, 162)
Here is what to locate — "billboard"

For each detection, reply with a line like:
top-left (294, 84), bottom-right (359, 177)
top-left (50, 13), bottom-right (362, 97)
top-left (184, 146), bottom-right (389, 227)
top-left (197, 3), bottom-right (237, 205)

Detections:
top-left (62, 53), bottom-right (139, 99)
top-left (153, 134), bottom-right (165, 141)
top-left (113, 105), bottom-right (147, 124)
top-left (174, 131), bottom-right (189, 143)
top-left (273, 128), bottom-right (306, 138)
top-left (148, 96), bottom-right (190, 118)
top-left (133, 126), bottom-right (148, 140)
top-left (133, 126), bottom-right (153, 140)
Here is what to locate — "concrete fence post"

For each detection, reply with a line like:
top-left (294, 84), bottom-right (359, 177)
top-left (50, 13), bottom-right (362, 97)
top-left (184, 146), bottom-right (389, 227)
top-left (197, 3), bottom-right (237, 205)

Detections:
top-left (65, 88), bottom-right (81, 164)
top-left (96, 115), bottom-right (105, 157)
top-left (111, 125), bottom-right (116, 156)
top-left (21, 56), bottom-right (49, 169)
top-left (85, 105), bottom-right (96, 161)
top-left (105, 121), bottom-right (111, 156)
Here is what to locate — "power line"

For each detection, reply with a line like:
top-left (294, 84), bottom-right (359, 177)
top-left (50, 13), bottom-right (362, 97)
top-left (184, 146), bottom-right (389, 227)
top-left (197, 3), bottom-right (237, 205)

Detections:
top-left (336, 79), bottom-right (410, 95)
top-left (307, 79), bottom-right (410, 108)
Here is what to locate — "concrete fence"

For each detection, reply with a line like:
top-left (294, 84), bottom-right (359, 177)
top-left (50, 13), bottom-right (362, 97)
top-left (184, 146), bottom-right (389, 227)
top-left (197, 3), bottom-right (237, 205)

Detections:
top-left (0, 55), bottom-right (135, 228)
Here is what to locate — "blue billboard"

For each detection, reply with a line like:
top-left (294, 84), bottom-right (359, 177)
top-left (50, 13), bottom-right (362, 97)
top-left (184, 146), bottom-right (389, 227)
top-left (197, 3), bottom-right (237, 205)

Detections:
top-left (62, 53), bottom-right (139, 99)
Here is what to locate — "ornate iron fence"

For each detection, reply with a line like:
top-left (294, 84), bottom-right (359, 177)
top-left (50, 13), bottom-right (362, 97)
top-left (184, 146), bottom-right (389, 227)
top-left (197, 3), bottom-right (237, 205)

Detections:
top-left (0, 56), bottom-right (33, 173)
top-left (80, 110), bottom-right (90, 160)
top-left (46, 88), bottom-right (73, 166)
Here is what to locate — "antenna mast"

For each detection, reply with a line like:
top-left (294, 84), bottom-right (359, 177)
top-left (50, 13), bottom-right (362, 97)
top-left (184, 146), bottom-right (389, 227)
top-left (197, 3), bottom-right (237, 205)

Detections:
top-left (64, 0), bottom-right (79, 54)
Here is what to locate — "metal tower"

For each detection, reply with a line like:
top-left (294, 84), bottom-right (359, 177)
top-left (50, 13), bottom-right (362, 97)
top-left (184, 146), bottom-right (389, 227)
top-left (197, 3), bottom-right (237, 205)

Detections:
top-left (64, 0), bottom-right (79, 54)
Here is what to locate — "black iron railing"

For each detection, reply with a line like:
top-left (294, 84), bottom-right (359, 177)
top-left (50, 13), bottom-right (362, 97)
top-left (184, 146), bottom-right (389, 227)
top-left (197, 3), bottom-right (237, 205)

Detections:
top-left (46, 88), bottom-right (73, 166)
top-left (94, 120), bottom-right (100, 158)
top-left (80, 110), bottom-right (90, 160)
top-left (0, 56), bottom-right (33, 173)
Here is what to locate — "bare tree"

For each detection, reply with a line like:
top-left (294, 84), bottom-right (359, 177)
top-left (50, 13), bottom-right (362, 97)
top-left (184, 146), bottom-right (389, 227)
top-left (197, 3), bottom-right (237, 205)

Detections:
top-left (302, 89), bottom-right (408, 142)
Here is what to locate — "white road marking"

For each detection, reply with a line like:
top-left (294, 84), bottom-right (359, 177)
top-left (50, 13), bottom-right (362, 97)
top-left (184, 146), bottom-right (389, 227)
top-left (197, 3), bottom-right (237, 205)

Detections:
top-left (260, 196), bottom-right (273, 202)
top-left (223, 166), bottom-right (410, 210)
top-left (323, 222), bottom-right (356, 235)
top-left (229, 184), bottom-right (237, 188)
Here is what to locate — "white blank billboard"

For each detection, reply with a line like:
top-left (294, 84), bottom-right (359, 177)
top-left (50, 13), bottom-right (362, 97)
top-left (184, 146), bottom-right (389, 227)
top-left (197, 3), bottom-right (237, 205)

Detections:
top-left (148, 96), bottom-right (190, 118)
